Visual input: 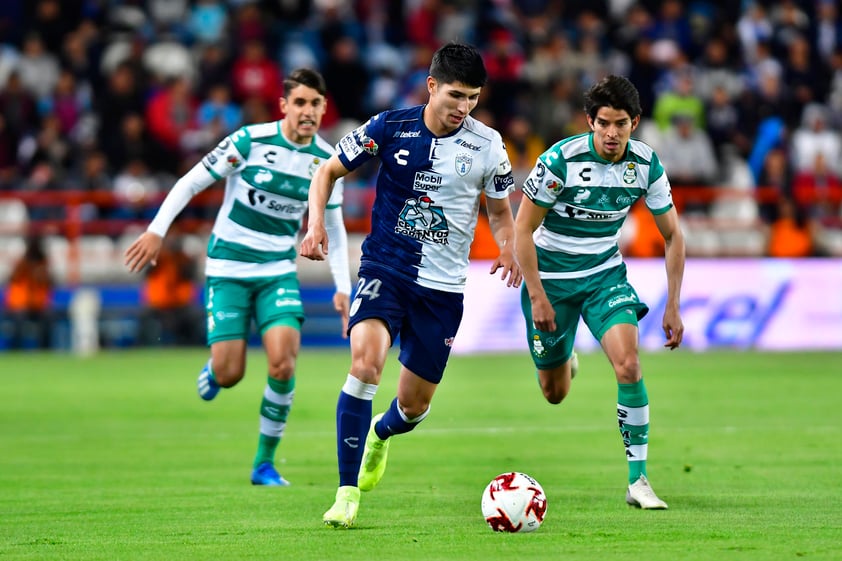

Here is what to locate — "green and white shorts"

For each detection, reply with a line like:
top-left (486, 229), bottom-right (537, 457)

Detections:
top-left (204, 274), bottom-right (304, 345)
top-left (520, 264), bottom-right (649, 370)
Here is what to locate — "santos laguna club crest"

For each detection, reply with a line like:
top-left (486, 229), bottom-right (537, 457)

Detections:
top-left (455, 153), bottom-right (473, 176)
top-left (395, 196), bottom-right (449, 244)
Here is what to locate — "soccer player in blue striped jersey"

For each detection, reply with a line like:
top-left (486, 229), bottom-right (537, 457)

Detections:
top-left (514, 75), bottom-right (686, 509)
top-left (300, 42), bottom-right (522, 528)
top-left (125, 68), bottom-right (351, 487)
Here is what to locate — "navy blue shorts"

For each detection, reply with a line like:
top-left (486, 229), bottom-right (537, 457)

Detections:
top-left (348, 263), bottom-right (464, 384)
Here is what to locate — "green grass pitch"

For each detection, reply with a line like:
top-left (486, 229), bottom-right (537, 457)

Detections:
top-left (2, 348), bottom-right (841, 560)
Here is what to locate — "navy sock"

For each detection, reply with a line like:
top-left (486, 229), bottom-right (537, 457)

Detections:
top-left (336, 391), bottom-right (372, 487)
top-left (375, 397), bottom-right (424, 439)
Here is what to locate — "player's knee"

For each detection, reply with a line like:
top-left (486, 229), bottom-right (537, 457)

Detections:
top-left (267, 354), bottom-right (296, 380)
top-left (541, 383), bottom-right (568, 405)
top-left (613, 354), bottom-right (641, 384)
top-left (350, 358), bottom-right (382, 385)
top-left (212, 359), bottom-right (246, 387)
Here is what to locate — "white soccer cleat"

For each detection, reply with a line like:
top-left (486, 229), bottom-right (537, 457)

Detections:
top-left (570, 351), bottom-right (579, 379)
top-left (626, 475), bottom-right (668, 510)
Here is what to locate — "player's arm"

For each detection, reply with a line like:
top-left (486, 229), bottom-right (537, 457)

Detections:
top-left (514, 196), bottom-right (555, 332)
top-left (300, 155), bottom-right (350, 261)
top-left (485, 196), bottom-right (522, 287)
top-left (324, 204), bottom-right (352, 337)
top-left (652, 206), bottom-right (685, 349)
top-left (124, 162), bottom-right (216, 273)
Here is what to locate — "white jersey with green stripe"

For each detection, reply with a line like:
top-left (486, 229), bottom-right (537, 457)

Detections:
top-left (197, 121), bottom-right (342, 279)
top-left (521, 132), bottom-right (673, 280)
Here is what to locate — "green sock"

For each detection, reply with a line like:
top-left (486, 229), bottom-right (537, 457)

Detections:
top-left (618, 380), bottom-right (649, 484)
top-left (253, 376), bottom-right (295, 468)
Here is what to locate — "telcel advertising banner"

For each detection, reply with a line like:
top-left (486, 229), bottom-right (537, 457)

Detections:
top-left (454, 259), bottom-right (842, 354)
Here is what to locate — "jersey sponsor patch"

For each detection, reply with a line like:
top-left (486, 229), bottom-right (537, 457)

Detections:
top-left (493, 173), bottom-right (514, 192)
top-left (395, 196), bottom-right (449, 244)
top-left (339, 133), bottom-right (363, 160)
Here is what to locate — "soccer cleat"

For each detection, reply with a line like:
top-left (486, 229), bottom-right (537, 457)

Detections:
top-left (626, 475), bottom-right (668, 509)
top-left (358, 413), bottom-right (390, 492)
top-left (570, 350), bottom-right (579, 379)
top-left (197, 363), bottom-right (220, 401)
top-left (250, 462), bottom-right (291, 486)
top-left (323, 486), bottom-right (361, 528)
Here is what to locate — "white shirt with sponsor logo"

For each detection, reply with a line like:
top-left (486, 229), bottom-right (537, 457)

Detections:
top-left (521, 132), bottom-right (673, 279)
top-left (148, 120), bottom-right (344, 281)
top-left (336, 105), bottom-right (514, 292)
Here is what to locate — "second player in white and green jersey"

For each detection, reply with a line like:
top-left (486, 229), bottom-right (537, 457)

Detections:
top-left (521, 132), bottom-right (673, 280)
top-left (125, 69), bottom-right (351, 488)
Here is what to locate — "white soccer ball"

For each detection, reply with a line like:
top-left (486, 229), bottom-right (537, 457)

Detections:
top-left (481, 472), bottom-right (547, 533)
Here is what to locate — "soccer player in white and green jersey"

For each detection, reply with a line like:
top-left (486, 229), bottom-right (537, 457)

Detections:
top-left (124, 68), bottom-right (351, 486)
top-left (514, 75), bottom-right (685, 509)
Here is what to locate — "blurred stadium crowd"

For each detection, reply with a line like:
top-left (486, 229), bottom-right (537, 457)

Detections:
top-left (1, 0), bottom-right (842, 279)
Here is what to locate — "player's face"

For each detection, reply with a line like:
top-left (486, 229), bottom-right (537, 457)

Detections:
top-left (279, 84), bottom-right (326, 144)
top-left (425, 77), bottom-right (481, 135)
top-left (588, 106), bottom-right (640, 162)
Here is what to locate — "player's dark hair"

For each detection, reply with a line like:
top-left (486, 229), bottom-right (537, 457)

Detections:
top-left (429, 42), bottom-right (487, 88)
top-left (583, 75), bottom-right (642, 120)
top-left (284, 68), bottom-right (327, 97)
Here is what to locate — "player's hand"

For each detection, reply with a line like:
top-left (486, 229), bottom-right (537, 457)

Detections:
top-left (299, 223), bottom-right (328, 261)
top-left (530, 296), bottom-right (556, 332)
top-left (124, 232), bottom-right (164, 273)
top-left (489, 253), bottom-right (523, 288)
top-left (333, 292), bottom-right (350, 339)
top-left (662, 307), bottom-right (684, 350)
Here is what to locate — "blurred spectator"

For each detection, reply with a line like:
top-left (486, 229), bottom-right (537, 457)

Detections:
top-left (814, 0), bottom-right (842, 66)
top-left (530, 74), bottom-right (579, 146)
top-left (30, 0), bottom-right (77, 54)
top-left (625, 201), bottom-right (665, 258)
top-left (406, 0), bottom-right (442, 52)
top-left (782, 34), bottom-right (825, 113)
top-left (230, 39), bottom-right (283, 115)
top-left (482, 27), bottom-right (526, 122)
top-left (231, 1), bottom-right (270, 47)
top-left (66, 148), bottom-right (112, 220)
top-left (756, 145), bottom-right (793, 223)
top-left (323, 35), bottom-right (370, 122)
top-left (0, 72), bottom-right (38, 149)
top-left (112, 158), bottom-right (162, 220)
top-left (766, 196), bottom-right (813, 257)
top-left (736, 2), bottom-right (773, 64)
top-left (18, 113), bottom-right (72, 177)
top-left (790, 103), bottom-right (842, 176)
top-left (0, 115), bottom-right (17, 184)
top-left (502, 114), bottom-right (545, 186)
top-left (106, 112), bottom-right (171, 177)
top-left (196, 83), bottom-right (242, 136)
top-left (138, 233), bottom-right (203, 346)
top-left (694, 36), bottom-right (744, 103)
top-left (657, 112), bottom-right (719, 193)
top-left (768, 0), bottom-right (810, 61)
top-left (792, 153), bottom-right (842, 223)
top-left (652, 65), bottom-right (705, 131)
top-left (1, 236), bottom-right (54, 349)
top-left (649, 0), bottom-right (694, 59)
top-left (195, 42), bottom-right (233, 95)
top-left (188, 0), bottom-right (229, 46)
top-left (96, 61), bottom-right (147, 158)
top-left (704, 83), bottom-right (740, 160)
top-left (47, 69), bottom-right (85, 137)
top-left (144, 75), bottom-right (198, 167)
top-left (16, 32), bottom-right (61, 103)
